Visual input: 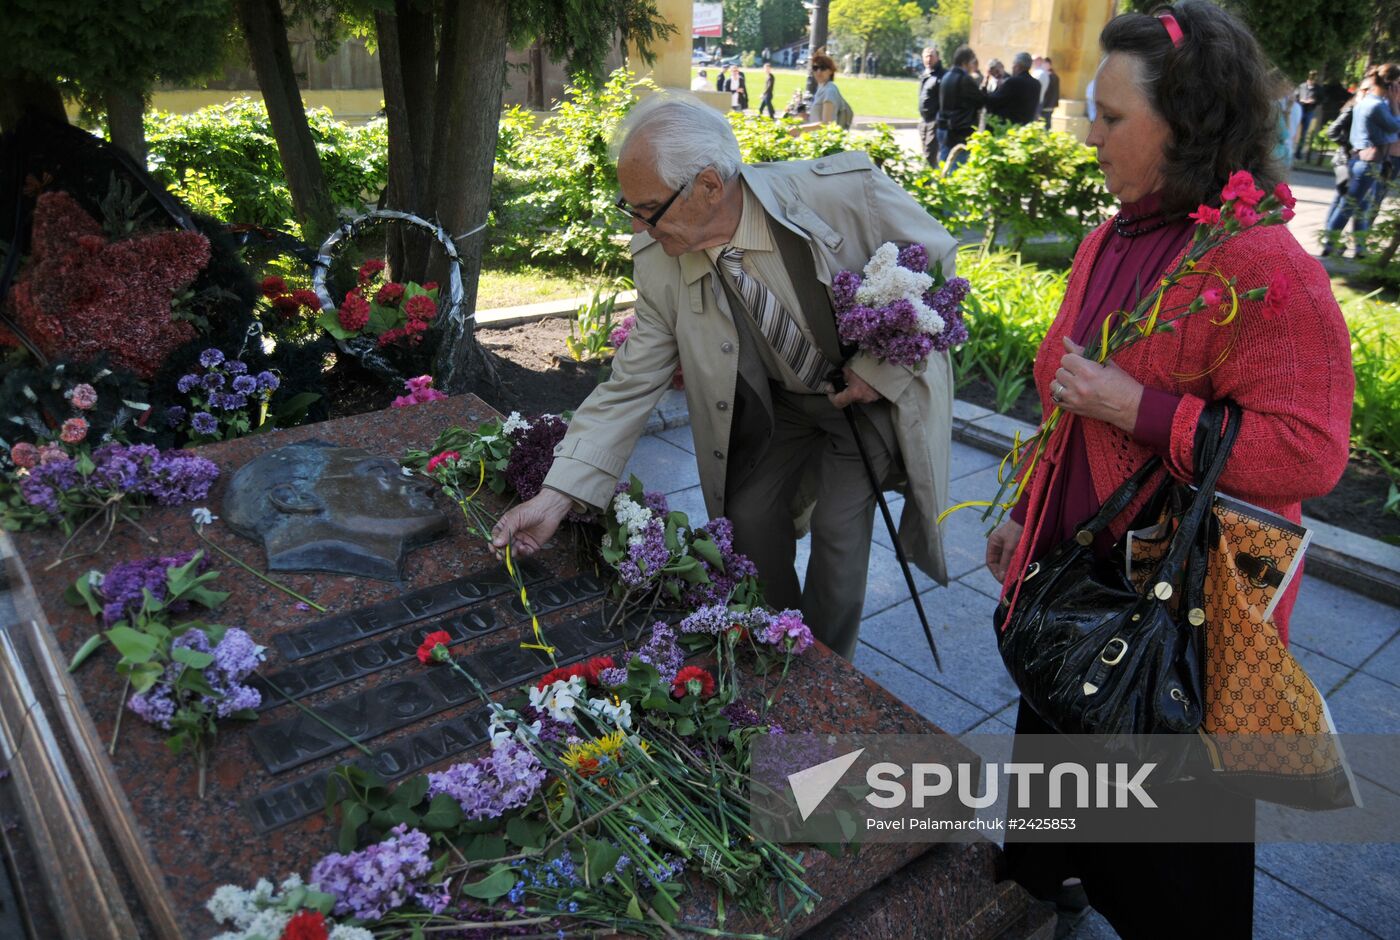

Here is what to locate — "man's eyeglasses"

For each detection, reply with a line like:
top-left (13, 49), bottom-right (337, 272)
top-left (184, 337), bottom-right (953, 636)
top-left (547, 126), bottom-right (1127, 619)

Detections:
top-left (614, 181), bottom-right (688, 228)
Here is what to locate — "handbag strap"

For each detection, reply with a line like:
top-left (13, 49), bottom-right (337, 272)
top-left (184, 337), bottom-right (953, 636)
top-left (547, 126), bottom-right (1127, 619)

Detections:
top-left (1074, 455), bottom-right (1164, 541)
top-left (1152, 400), bottom-right (1242, 596)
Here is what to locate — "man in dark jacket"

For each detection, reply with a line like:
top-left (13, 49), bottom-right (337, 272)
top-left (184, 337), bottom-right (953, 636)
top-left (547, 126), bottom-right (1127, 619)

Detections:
top-left (917, 46), bottom-right (945, 166)
top-left (935, 45), bottom-right (986, 168)
top-left (1040, 57), bottom-right (1060, 129)
top-left (986, 52), bottom-right (1042, 126)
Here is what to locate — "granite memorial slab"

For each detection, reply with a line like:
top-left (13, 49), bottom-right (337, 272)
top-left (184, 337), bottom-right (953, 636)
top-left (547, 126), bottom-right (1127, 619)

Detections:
top-left (0, 394), bottom-right (1051, 939)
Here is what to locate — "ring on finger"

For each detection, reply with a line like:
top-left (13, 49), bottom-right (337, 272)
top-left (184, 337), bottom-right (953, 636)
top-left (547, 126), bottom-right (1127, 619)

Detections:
top-left (1050, 381), bottom-right (1064, 402)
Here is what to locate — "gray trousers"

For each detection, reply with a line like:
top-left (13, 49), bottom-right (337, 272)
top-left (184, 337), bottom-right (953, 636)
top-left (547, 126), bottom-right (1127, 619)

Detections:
top-left (726, 387), bottom-right (896, 660)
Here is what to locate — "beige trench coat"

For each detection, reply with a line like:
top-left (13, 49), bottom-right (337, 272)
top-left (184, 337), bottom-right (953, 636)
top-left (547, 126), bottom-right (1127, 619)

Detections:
top-left (542, 151), bottom-right (957, 582)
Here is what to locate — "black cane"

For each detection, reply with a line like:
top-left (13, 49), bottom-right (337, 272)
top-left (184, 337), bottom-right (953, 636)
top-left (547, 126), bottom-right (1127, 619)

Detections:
top-left (835, 379), bottom-right (943, 672)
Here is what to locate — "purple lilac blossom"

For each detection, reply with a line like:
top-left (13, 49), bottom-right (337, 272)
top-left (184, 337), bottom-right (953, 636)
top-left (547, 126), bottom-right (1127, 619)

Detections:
top-left (609, 313), bottom-right (637, 347)
top-left (191, 412), bottom-right (218, 436)
top-left (679, 604), bottom-right (735, 636)
top-left (628, 622), bottom-right (684, 684)
top-left (831, 269), bottom-right (861, 307)
top-left (198, 348), bottom-right (225, 368)
top-left (897, 242), bottom-right (929, 273)
top-left (722, 699), bottom-right (761, 728)
top-left (309, 824), bottom-right (448, 921)
top-left (255, 371), bottom-right (279, 392)
top-left (598, 665), bottom-right (629, 687)
top-left (682, 517), bottom-right (758, 608)
top-left (97, 550), bottom-right (204, 626)
top-left (176, 374), bottom-right (200, 394)
top-left (642, 490), bottom-right (669, 515)
top-left (618, 517), bottom-right (670, 587)
top-left (427, 740), bottom-right (546, 820)
top-left (503, 414), bottom-right (567, 501)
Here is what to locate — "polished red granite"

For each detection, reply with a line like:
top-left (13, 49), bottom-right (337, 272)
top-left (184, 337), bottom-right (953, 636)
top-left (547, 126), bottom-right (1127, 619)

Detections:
top-left (7, 395), bottom-right (1040, 938)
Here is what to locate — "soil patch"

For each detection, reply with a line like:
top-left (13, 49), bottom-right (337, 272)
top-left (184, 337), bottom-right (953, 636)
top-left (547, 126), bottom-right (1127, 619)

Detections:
top-left (475, 317), bottom-right (602, 415)
top-left (957, 380), bottom-right (1398, 544)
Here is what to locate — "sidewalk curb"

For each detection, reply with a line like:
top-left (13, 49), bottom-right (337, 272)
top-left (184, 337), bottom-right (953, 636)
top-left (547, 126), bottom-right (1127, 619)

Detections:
top-left (475, 291), bottom-right (638, 329)
top-left (949, 400), bottom-right (1400, 608)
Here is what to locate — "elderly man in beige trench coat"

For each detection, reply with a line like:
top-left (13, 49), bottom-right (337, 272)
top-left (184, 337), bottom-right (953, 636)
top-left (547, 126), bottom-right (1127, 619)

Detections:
top-left (492, 93), bottom-right (956, 659)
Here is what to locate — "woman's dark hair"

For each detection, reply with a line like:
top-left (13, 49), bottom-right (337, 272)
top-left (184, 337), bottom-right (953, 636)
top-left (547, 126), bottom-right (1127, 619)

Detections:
top-left (1100, 1), bottom-right (1281, 214)
top-left (952, 46), bottom-right (976, 68)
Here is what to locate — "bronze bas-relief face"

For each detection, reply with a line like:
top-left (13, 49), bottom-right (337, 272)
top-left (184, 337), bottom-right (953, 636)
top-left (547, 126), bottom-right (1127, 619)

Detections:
top-left (223, 441), bottom-right (449, 581)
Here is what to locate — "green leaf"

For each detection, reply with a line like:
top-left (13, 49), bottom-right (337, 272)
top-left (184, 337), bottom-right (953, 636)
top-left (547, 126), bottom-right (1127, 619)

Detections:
top-left (459, 865), bottom-right (517, 901)
top-left (128, 661), bottom-right (164, 693)
top-left (65, 573), bottom-right (104, 616)
top-left (651, 883), bottom-right (680, 921)
top-left (690, 536), bottom-right (724, 570)
top-left (366, 300), bottom-right (402, 335)
top-left (67, 634), bottom-right (106, 672)
top-left (462, 833), bottom-right (508, 862)
top-left (339, 802), bottom-right (369, 853)
top-left (584, 837), bottom-right (624, 883)
top-left (419, 793), bottom-right (463, 833)
top-left (625, 894), bottom-right (644, 921)
top-left (171, 646), bottom-right (215, 669)
top-left (392, 775), bottom-right (429, 808)
top-left (105, 625), bottom-right (160, 663)
top-left (506, 815), bottom-right (547, 849)
top-left (317, 307), bottom-right (355, 340)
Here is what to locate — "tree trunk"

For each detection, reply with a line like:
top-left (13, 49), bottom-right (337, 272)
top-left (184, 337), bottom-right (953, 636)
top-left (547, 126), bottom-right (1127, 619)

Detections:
top-left (428, 0), bottom-right (504, 395)
top-left (809, 0), bottom-right (829, 53)
top-left (528, 41), bottom-right (546, 111)
top-left (104, 86), bottom-right (148, 165)
top-left (236, 0), bottom-right (337, 243)
top-left (375, 8), bottom-right (414, 276)
top-left (0, 70), bottom-right (68, 132)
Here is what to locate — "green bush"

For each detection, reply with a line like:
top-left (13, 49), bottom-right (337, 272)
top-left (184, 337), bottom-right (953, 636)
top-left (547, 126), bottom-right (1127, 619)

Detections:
top-left (1345, 291), bottom-right (1400, 464)
top-left (953, 249), bottom-right (1067, 413)
top-left (951, 122), bottom-right (1115, 251)
top-left (145, 98), bottom-right (387, 234)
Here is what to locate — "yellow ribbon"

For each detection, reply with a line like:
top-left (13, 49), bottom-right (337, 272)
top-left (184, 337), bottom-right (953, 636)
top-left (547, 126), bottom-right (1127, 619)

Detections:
top-left (506, 544), bottom-right (556, 657)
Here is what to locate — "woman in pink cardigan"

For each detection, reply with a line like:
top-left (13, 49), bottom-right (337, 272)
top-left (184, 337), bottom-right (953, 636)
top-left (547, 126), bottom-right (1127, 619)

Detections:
top-left (985, 4), bottom-right (1354, 937)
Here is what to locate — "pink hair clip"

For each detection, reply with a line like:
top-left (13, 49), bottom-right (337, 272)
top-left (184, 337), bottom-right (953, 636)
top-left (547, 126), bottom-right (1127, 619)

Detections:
top-left (1157, 12), bottom-right (1184, 47)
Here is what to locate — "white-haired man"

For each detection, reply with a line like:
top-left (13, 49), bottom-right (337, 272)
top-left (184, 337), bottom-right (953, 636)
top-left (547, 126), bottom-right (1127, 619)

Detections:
top-left (491, 94), bottom-right (956, 659)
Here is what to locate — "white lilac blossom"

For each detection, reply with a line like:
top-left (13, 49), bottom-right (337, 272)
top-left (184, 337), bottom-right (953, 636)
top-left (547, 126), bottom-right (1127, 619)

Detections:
top-left (611, 492), bottom-right (654, 545)
top-left (527, 674), bottom-right (586, 724)
top-left (501, 411), bottom-right (531, 435)
top-left (853, 242), bottom-right (945, 336)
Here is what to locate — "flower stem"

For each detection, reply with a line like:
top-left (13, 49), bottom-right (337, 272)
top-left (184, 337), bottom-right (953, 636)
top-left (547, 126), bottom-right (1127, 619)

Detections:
top-left (257, 670), bottom-right (372, 756)
top-left (194, 527), bottom-right (327, 612)
top-left (109, 675), bottom-right (129, 756)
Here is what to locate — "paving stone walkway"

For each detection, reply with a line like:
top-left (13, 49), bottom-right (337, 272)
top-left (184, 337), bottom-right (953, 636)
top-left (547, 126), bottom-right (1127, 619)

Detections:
top-left (626, 426), bottom-right (1400, 939)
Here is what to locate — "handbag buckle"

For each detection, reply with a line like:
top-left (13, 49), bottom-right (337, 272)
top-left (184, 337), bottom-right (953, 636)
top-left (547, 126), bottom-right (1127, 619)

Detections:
top-left (1100, 637), bottom-right (1128, 666)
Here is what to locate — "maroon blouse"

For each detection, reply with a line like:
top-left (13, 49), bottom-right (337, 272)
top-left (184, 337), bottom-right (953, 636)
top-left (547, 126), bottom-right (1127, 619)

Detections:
top-left (1012, 193), bottom-right (1193, 561)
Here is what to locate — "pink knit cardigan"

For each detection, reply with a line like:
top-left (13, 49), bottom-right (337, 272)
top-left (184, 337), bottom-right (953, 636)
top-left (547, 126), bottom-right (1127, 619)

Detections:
top-left (1000, 219), bottom-right (1355, 642)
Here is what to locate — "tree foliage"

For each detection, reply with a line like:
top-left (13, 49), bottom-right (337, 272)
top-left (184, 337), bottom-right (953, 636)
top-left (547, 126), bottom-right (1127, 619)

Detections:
top-left (759, 0), bottom-right (810, 51)
top-left (723, 0), bottom-right (764, 52)
top-left (927, 0), bottom-right (970, 63)
top-left (830, 0), bottom-right (922, 66)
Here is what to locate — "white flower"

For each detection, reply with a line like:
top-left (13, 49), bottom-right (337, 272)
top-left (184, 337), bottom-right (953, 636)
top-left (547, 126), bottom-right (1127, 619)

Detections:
top-left (853, 241), bottom-right (943, 336)
top-left (487, 703), bottom-right (540, 747)
top-left (244, 908), bottom-right (292, 940)
top-left (527, 675), bottom-right (586, 723)
top-left (206, 884), bottom-right (256, 928)
top-left (329, 927), bottom-right (377, 940)
top-left (611, 492), bottom-right (653, 537)
top-left (85, 569), bottom-right (104, 590)
top-left (276, 873), bottom-right (303, 894)
top-left (502, 411), bottom-right (530, 435)
top-left (191, 506), bottom-right (218, 526)
top-left (587, 696), bottom-right (633, 730)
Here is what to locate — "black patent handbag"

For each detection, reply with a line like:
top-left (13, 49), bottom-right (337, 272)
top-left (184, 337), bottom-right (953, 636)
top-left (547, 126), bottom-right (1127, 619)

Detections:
top-left (995, 401), bottom-right (1242, 768)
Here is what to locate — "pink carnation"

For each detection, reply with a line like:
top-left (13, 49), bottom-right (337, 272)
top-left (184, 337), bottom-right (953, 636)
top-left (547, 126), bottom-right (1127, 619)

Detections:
top-left (1221, 170), bottom-right (1263, 207)
top-left (1188, 204), bottom-right (1221, 227)
top-left (68, 383), bottom-right (98, 410)
top-left (9, 442), bottom-right (39, 469)
top-left (60, 417), bottom-right (88, 444)
top-left (426, 450), bottom-right (460, 474)
top-left (1272, 182), bottom-right (1296, 210)
top-left (1200, 285), bottom-right (1224, 308)
top-left (1260, 270), bottom-right (1291, 320)
top-left (1233, 204), bottom-right (1260, 228)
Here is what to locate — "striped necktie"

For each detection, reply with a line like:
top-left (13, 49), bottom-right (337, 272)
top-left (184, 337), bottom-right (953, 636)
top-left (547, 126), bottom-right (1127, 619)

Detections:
top-left (717, 247), bottom-right (831, 391)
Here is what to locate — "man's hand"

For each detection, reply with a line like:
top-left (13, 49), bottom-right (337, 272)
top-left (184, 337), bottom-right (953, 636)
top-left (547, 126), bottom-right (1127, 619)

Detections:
top-left (827, 367), bottom-right (882, 409)
top-left (985, 519), bottom-right (1024, 584)
top-left (490, 488), bottom-right (573, 558)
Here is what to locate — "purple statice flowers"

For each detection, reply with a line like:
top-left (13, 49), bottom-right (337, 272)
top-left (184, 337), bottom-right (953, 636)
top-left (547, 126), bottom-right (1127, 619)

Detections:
top-left (606, 622), bottom-right (684, 685)
top-left (18, 443), bottom-right (219, 520)
top-left (426, 740), bottom-right (546, 820)
top-left (503, 414), bottom-right (568, 501)
top-left (309, 824), bottom-right (449, 921)
top-left (126, 626), bottom-right (265, 729)
top-left (97, 550), bottom-right (206, 626)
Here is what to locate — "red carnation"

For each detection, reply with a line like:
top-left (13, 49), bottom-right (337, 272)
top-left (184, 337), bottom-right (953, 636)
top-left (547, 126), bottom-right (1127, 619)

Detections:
top-left (337, 291), bottom-right (371, 332)
top-left (272, 294), bottom-right (301, 317)
top-left (1260, 270), bottom-right (1291, 321)
top-left (535, 666), bottom-right (578, 690)
top-left (1187, 204), bottom-right (1221, 227)
top-left (422, 281), bottom-right (439, 292)
top-left (404, 293), bottom-right (437, 322)
top-left (375, 282), bottom-right (406, 305)
top-left (416, 629), bottom-right (454, 664)
top-left (261, 275), bottom-right (288, 299)
top-left (672, 666), bottom-right (715, 699)
top-left (357, 258), bottom-right (386, 284)
top-left (1272, 182), bottom-right (1296, 210)
top-left (292, 288), bottom-right (322, 311)
top-left (425, 450), bottom-right (460, 474)
top-left (578, 656), bottom-right (616, 684)
top-left (280, 910), bottom-right (329, 940)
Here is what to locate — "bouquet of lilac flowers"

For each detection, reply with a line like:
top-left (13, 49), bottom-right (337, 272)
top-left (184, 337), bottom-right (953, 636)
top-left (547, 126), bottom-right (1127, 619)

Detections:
top-left (310, 824), bottom-right (450, 921)
top-left (832, 242), bottom-right (970, 368)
